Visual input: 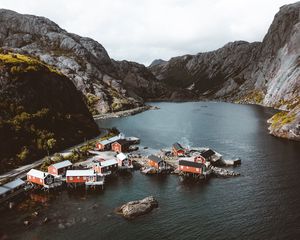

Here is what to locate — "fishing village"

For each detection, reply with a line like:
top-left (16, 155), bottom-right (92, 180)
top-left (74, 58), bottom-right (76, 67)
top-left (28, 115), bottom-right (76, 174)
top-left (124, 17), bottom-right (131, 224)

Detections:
top-left (0, 129), bottom-right (242, 223)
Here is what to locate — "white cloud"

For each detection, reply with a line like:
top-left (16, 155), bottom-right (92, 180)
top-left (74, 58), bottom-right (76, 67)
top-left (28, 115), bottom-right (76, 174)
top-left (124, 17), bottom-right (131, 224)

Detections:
top-left (0, 0), bottom-right (296, 65)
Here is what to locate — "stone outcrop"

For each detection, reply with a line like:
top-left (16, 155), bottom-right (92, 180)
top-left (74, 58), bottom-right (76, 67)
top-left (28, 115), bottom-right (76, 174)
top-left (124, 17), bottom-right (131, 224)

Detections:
top-left (0, 9), bottom-right (167, 114)
top-left (150, 2), bottom-right (300, 140)
top-left (116, 196), bottom-right (158, 219)
top-left (268, 105), bottom-right (300, 141)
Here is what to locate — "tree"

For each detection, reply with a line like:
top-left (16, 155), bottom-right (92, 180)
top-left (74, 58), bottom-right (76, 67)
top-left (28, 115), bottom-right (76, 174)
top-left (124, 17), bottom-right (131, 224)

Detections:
top-left (17, 146), bottom-right (29, 161)
top-left (46, 138), bottom-right (56, 156)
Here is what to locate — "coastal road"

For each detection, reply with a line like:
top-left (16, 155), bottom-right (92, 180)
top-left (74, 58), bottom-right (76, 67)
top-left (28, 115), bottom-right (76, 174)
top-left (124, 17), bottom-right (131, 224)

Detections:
top-left (0, 129), bottom-right (109, 182)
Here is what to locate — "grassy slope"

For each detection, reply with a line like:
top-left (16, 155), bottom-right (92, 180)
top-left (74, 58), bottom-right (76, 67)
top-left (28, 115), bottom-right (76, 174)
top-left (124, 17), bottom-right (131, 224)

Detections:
top-left (0, 51), bottom-right (99, 172)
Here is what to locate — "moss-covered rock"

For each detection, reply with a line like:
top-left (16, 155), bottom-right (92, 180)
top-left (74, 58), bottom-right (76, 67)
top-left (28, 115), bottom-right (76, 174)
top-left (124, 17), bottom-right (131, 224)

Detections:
top-left (84, 93), bottom-right (100, 115)
top-left (268, 104), bottom-right (300, 141)
top-left (235, 90), bottom-right (265, 105)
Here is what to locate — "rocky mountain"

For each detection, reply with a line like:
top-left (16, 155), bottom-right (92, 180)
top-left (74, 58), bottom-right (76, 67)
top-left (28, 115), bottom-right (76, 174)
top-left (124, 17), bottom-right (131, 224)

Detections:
top-left (0, 9), bottom-right (167, 114)
top-left (149, 59), bottom-right (166, 68)
top-left (0, 51), bottom-right (99, 171)
top-left (0, 3), bottom-right (298, 141)
top-left (150, 2), bottom-right (300, 141)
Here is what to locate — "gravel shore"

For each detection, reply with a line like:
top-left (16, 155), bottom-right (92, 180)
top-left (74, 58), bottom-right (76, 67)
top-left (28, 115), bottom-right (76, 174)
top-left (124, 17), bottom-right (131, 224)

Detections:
top-left (93, 105), bottom-right (159, 120)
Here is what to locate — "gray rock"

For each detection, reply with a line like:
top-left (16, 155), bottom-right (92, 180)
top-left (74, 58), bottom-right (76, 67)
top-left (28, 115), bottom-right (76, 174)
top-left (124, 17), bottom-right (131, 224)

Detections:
top-left (150, 2), bottom-right (300, 140)
top-left (0, 9), bottom-right (167, 113)
top-left (116, 196), bottom-right (158, 219)
top-left (268, 106), bottom-right (300, 141)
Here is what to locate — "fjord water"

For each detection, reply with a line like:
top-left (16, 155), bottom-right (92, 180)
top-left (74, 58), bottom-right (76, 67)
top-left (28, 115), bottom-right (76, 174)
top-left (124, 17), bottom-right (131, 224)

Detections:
top-left (2, 102), bottom-right (300, 240)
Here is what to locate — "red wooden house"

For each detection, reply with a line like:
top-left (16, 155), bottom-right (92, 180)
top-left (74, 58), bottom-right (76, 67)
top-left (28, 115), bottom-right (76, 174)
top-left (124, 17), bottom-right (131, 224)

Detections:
top-left (172, 142), bottom-right (185, 156)
top-left (95, 135), bottom-right (122, 151)
top-left (66, 170), bottom-right (97, 183)
top-left (66, 170), bottom-right (104, 188)
top-left (96, 140), bottom-right (109, 151)
top-left (178, 160), bottom-right (205, 174)
top-left (48, 160), bottom-right (72, 176)
top-left (148, 155), bottom-right (168, 170)
top-left (111, 139), bottom-right (130, 153)
top-left (116, 152), bottom-right (133, 169)
top-left (93, 159), bottom-right (118, 175)
top-left (27, 169), bottom-right (55, 187)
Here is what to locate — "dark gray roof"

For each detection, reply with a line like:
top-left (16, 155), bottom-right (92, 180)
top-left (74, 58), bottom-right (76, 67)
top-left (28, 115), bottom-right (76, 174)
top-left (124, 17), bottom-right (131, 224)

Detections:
top-left (179, 160), bottom-right (204, 168)
top-left (148, 155), bottom-right (164, 163)
top-left (200, 149), bottom-right (215, 158)
top-left (0, 178), bottom-right (25, 195)
top-left (114, 139), bottom-right (130, 146)
top-left (173, 142), bottom-right (184, 151)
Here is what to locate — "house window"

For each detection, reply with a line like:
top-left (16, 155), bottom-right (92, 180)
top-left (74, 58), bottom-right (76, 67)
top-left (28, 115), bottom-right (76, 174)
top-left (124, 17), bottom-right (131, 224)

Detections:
top-left (70, 177), bottom-right (73, 180)
top-left (196, 168), bottom-right (199, 172)
top-left (77, 176), bottom-right (80, 179)
top-left (83, 177), bottom-right (86, 180)
top-left (28, 175), bottom-right (31, 179)
top-left (181, 166), bottom-right (183, 169)
top-left (40, 179), bottom-right (42, 183)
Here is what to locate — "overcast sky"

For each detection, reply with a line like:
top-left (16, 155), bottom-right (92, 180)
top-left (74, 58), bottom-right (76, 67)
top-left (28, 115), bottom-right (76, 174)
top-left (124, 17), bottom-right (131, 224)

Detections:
top-left (0, 0), bottom-right (296, 65)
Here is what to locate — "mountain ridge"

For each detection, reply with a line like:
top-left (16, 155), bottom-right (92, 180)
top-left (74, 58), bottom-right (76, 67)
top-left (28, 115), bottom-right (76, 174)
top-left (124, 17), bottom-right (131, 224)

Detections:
top-left (0, 3), bottom-right (299, 141)
top-left (0, 9), bottom-right (168, 114)
top-left (149, 2), bottom-right (300, 140)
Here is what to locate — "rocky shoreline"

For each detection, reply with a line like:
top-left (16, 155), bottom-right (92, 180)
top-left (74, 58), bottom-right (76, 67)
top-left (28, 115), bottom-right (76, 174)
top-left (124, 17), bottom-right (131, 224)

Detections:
top-left (93, 105), bottom-right (159, 120)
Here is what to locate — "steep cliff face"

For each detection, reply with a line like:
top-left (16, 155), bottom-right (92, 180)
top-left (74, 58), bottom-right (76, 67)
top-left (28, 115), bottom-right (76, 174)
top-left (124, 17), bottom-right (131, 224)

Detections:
top-left (0, 51), bottom-right (99, 171)
top-left (252, 2), bottom-right (300, 107)
top-left (151, 41), bottom-right (260, 96)
top-left (0, 9), bottom-right (166, 114)
top-left (150, 2), bottom-right (300, 140)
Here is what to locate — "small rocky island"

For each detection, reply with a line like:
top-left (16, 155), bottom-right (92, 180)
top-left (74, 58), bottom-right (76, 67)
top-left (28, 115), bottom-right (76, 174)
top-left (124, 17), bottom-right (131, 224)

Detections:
top-left (116, 196), bottom-right (158, 219)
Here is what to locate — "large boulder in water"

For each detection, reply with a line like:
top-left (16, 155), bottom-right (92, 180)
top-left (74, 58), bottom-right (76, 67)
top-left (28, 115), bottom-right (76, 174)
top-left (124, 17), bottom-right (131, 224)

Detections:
top-left (116, 196), bottom-right (158, 219)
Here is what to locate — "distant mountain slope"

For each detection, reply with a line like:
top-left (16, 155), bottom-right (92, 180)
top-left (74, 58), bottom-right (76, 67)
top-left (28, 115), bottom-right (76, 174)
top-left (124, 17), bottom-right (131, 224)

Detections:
top-left (149, 59), bottom-right (166, 68)
top-left (150, 2), bottom-right (300, 140)
top-left (0, 9), bottom-right (167, 114)
top-left (0, 51), bottom-right (99, 171)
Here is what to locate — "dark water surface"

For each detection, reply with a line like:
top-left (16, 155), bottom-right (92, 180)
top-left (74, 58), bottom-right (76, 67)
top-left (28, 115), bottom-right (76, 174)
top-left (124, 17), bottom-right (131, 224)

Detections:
top-left (1, 102), bottom-right (300, 240)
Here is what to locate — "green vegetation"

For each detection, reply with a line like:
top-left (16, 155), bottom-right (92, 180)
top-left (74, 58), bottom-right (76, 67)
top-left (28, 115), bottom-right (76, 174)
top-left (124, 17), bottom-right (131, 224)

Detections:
top-left (273, 97), bottom-right (300, 110)
top-left (271, 111), bottom-right (296, 128)
top-left (0, 101), bottom-right (97, 172)
top-left (236, 90), bottom-right (265, 104)
top-left (67, 144), bottom-right (94, 163)
top-left (84, 93), bottom-right (100, 115)
top-left (107, 89), bottom-right (134, 112)
top-left (0, 52), bottom-right (62, 75)
top-left (0, 52), bottom-right (99, 173)
top-left (40, 153), bottom-right (64, 172)
top-left (111, 98), bottom-right (134, 112)
top-left (38, 127), bottom-right (119, 172)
